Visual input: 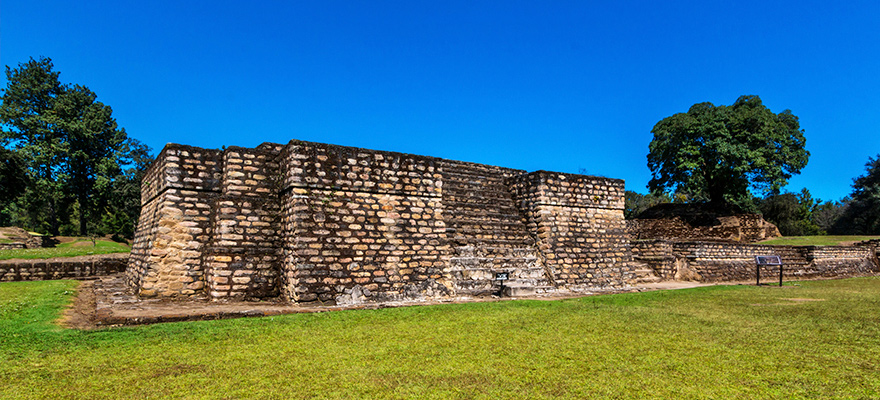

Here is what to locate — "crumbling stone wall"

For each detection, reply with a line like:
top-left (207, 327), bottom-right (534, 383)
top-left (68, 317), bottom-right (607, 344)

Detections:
top-left (128, 139), bottom-right (634, 302)
top-left (627, 214), bottom-right (780, 242)
top-left (1, 253), bottom-right (128, 282)
top-left (510, 172), bottom-right (633, 289)
top-left (631, 239), bottom-right (878, 282)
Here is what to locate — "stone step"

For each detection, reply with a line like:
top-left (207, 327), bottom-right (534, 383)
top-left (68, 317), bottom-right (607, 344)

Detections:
top-left (631, 268), bottom-right (663, 284)
top-left (449, 236), bottom-right (535, 248)
top-left (442, 170), bottom-right (508, 185)
top-left (452, 245), bottom-right (539, 258)
top-left (441, 202), bottom-right (522, 217)
top-left (449, 266), bottom-right (547, 280)
top-left (453, 279), bottom-right (555, 297)
top-left (444, 208), bottom-right (525, 221)
top-left (443, 191), bottom-right (516, 203)
top-left (446, 220), bottom-right (530, 233)
top-left (450, 225), bottom-right (532, 237)
top-left (440, 161), bottom-right (523, 177)
top-left (503, 284), bottom-right (557, 297)
top-left (449, 260), bottom-right (543, 274)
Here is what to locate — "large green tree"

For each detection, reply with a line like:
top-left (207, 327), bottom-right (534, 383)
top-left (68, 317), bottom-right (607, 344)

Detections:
top-left (0, 56), bottom-right (151, 237)
top-left (647, 95), bottom-right (809, 211)
top-left (0, 57), bottom-right (67, 234)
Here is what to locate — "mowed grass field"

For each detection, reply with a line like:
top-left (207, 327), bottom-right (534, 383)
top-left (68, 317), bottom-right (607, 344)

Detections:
top-left (0, 238), bottom-right (130, 261)
top-left (758, 235), bottom-right (880, 246)
top-left (2, 278), bottom-right (880, 399)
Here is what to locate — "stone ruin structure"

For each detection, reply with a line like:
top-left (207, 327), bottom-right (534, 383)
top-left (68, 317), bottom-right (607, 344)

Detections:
top-left (627, 213), bottom-right (781, 242)
top-left (128, 140), bottom-right (633, 303)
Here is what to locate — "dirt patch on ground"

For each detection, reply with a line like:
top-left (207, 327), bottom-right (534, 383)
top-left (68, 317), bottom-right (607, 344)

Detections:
top-left (60, 280), bottom-right (98, 330)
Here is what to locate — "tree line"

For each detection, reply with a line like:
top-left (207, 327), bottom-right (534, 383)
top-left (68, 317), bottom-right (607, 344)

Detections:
top-left (0, 57), bottom-right (153, 239)
top-left (631, 95), bottom-right (880, 236)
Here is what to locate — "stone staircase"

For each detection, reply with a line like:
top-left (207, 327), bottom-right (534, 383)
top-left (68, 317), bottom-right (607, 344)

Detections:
top-left (629, 263), bottom-right (663, 285)
top-left (441, 160), bottom-right (555, 296)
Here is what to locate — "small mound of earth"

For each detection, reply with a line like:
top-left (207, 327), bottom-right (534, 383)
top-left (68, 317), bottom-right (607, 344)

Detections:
top-left (0, 226), bottom-right (34, 241)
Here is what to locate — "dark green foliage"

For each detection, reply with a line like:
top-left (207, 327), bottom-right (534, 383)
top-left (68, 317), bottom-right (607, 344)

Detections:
top-left (0, 147), bottom-right (28, 204)
top-left (0, 56), bottom-right (153, 238)
top-left (833, 155), bottom-right (880, 234)
top-left (813, 200), bottom-right (846, 234)
top-left (648, 95), bottom-right (809, 211)
top-left (759, 188), bottom-right (822, 236)
top-left (624, 190), bottom-right (670, 219)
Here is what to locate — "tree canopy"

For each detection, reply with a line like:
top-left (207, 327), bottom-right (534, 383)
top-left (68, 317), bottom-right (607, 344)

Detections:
top-left (647, 95), bottom-right (809, 211)
top-left (832, 155), bottom-right (880, 234)
top-left (0, 56), bottom-right (152, 237)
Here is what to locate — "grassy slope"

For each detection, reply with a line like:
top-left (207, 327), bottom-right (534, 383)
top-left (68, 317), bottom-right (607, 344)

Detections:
top-left (0, 239), bottom-right (130, 260)
top-left (759, 235), bottom-right (880, 246)
top-left (2, 279), bottom-right (880, 399)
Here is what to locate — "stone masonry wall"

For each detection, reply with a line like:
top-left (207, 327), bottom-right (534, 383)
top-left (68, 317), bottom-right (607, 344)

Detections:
top-left (510, 171), bottom-right (633, 289)
top-left (278, 141), bottom-right (449, 304)
top-left (631, 239), bottom-right (878, 282)
top-left (127, 145), bottom-right (223, 297)
top-left (201, 146), bottom-right (284, 299)
top-left (130, 139), bottom-right (877, 303)
top-left (1, 253), bottom-right (128, 282)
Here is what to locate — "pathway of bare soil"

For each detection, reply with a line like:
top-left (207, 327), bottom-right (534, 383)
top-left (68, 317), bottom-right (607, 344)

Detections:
top-left (60, 274), bottom-right (720, 329)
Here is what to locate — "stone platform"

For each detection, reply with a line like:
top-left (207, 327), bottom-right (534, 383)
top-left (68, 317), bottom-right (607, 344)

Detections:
top-left (65, 274), bottom-right (660, 329)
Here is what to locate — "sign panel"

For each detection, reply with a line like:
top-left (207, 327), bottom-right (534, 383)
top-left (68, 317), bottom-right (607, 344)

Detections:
top-left (495, 272), bottom-right (510, 281)
top-left (755, 255), bottom-right (782, 265)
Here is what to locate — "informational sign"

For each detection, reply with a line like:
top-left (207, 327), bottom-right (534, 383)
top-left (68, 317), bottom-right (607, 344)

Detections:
top-left (495, 272), bottom-right (510, 281)
top-left (755, 255), bottom-right (782, 265)
top-left (755, 255), bottom-right (783, 286)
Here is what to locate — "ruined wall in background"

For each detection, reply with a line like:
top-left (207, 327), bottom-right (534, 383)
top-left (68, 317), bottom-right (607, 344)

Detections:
top-left (1, 253), bottom-right (129, 282)
top-left (631, 239), bottom-right (878, 282)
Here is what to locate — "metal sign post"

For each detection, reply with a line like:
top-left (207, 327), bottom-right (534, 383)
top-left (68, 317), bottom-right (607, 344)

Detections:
top-left (755, 255), bottom-right (783, 286)
top-left (495, 272), bottom-right (509, 296)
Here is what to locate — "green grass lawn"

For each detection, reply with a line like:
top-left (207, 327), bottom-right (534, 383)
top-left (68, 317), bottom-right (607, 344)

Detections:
top-left (2, 278), bottom-right (880, 399)
top-left (759, 235), bottom-right (880, 246)
top-left (0, 238), bottom-right (130, 260)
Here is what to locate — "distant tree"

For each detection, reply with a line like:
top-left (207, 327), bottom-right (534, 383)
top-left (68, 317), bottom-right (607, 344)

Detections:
top-left (0, 57), bottom-right (67, 234)
top-left (99, 138), bottom-right (153, 239)
top-left (648, 95), bottom-right (809, 212)
top-left (0, 56), bottom-right (153, 237)
top-left (833, 155), bottom-right (880, 234)
top-left (55, 83), bottom-right (128, 235)
top-left (759, 188), bottom-right (821, 236)
top-left (624, 191), bottom-right (670, 219)
top-left (814, 199), bottom-right (846, 234)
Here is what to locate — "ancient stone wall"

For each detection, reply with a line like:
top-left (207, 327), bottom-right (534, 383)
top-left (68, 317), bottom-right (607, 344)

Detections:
top-left (127, 145), bottom-right (222, 297)
top-left (627, 214), bottom-right (780, 243)
top-left (631, 239), bottom-right (878, 282)
top-left (277, 141), bottom-right (448, 304)
top-left (0, 254), bottom-right (128, 282)
top-left (129, 139), bottom-right (875, 303)
top-left (128, 139), bottom-right (635, 302)
top-left (510, 172), bottom-right (633, 289)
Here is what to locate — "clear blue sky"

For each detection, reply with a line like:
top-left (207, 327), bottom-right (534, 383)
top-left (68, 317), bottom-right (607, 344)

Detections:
top-left (3, 1), bottom-right (879, 201)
